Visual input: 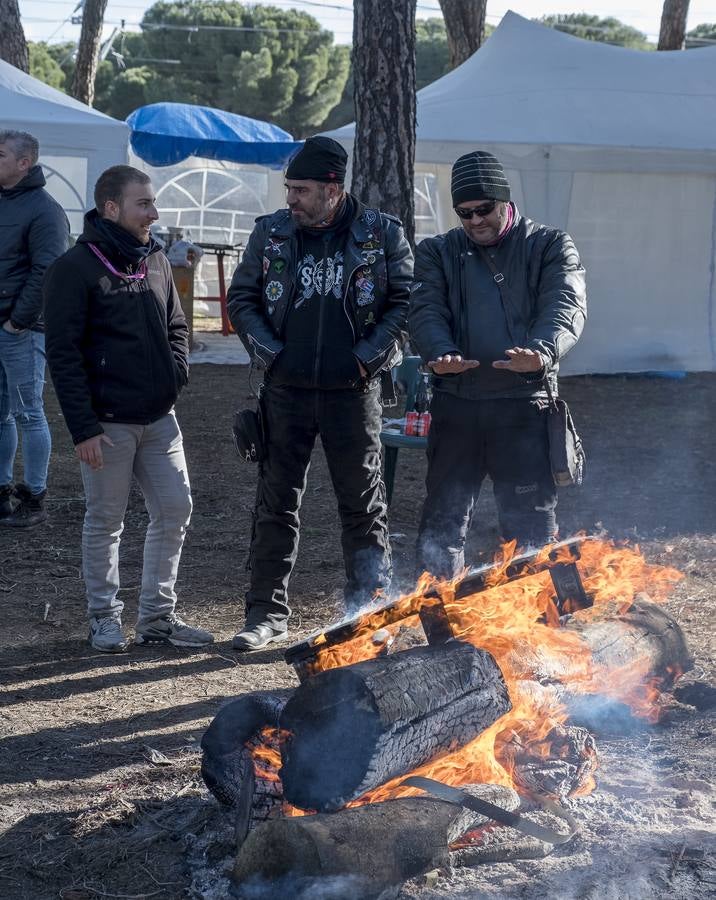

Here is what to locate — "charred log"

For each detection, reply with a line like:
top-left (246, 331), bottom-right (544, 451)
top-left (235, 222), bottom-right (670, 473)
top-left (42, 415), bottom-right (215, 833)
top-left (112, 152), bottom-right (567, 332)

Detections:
top-left (565, 596), bottom-right (691, 679)
top-left (201, 690), bottom-right (291, 845)
top-left (279, 642), bottom-right (511, 811)
top-left (497, 724), bottom-right (598, 802)
top-left (507, 598), bottom-right (690, 688)
top-left (234, 785), bottom-right (519, 897)
top-left (507, 598), bottom-right (691, 733)
top-left (451, 829), bottom-right (552, 866)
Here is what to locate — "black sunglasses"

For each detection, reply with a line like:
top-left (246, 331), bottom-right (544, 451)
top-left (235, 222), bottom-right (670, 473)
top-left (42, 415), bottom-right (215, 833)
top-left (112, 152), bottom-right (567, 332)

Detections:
top-left (454, 200), bottom-right (498, 220)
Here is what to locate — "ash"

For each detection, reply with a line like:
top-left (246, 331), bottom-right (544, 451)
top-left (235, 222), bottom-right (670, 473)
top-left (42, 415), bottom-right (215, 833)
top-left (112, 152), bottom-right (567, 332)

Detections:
top-left (185, 798), bottom-right (238, 900)
top-left (398, 709), bottom-right (716, 899)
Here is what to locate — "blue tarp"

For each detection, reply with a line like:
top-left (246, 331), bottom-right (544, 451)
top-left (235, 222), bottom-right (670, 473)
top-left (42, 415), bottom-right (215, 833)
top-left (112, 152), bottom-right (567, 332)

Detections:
top-left (126, 102), bottom-right (301, 169)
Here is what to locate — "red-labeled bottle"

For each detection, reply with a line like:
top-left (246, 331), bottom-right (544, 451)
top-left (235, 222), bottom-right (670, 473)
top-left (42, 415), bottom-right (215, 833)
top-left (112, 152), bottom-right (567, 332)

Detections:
top-left (416, 412), bottom-right (432, 436)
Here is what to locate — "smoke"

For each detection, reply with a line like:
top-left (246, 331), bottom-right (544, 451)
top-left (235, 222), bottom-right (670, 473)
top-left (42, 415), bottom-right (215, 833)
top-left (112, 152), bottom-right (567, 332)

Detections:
top-left (234, 873), bottom-right (396, 900)
top-left (565, 694), bottom-right (653, 737)
top-left (343, 544), bottom-right (392, 616)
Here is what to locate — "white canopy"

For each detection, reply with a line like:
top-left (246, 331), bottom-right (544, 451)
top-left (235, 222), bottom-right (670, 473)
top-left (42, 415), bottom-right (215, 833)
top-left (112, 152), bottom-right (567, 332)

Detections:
top-left (326, 12), bottom-right (716, 373)
top-left (0, 59), bottom-right (128, 232)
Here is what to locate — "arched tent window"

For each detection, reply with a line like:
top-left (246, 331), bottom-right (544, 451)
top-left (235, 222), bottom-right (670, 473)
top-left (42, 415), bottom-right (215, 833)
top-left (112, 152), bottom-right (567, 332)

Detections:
top-left (414, 171), bottom-right (440, 241)
top-left (42, 159), bottom-right (87, 235)
top-left (155, 166), bottom-right (267, 246)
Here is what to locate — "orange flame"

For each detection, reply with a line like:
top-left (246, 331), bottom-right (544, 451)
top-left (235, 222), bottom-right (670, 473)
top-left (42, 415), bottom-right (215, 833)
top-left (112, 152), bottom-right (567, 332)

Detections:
top-left (247, 727), bottom-right (308, 817)
top-left (248, 539), bottom-right (682, 809)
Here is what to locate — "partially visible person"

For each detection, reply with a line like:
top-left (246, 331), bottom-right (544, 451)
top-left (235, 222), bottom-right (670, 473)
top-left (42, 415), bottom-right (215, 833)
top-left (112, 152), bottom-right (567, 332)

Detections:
top-left (410, 150), bottom-right (587, 579)
top-left (44, 165), bottom-right (213, 653)
top-left (0, 130), bottom-right (69, 527)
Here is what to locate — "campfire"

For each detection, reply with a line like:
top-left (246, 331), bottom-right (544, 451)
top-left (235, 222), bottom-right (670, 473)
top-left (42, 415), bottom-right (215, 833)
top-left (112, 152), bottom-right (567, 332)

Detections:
top-left (201, 537), bottom-right (690, 897)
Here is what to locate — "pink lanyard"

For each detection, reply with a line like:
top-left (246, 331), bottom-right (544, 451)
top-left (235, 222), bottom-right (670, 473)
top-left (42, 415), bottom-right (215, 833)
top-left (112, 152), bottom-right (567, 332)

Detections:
top-left (87, 242), bottom-right (148, 281)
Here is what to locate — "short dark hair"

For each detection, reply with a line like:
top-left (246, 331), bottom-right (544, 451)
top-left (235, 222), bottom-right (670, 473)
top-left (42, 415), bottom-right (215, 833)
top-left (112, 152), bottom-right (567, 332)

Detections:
top-left (0, 130), bottom-right (39, 166)
top-left (94, 165), bottom-right (151, 212)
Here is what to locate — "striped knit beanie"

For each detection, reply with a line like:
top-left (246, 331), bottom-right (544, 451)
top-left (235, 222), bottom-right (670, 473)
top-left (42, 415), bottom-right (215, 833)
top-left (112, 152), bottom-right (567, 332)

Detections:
top-left (451, 151), bottom-right (510, 206)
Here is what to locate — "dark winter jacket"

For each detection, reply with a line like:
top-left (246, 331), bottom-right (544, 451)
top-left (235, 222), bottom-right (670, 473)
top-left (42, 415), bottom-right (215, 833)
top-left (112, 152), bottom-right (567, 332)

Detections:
top-left (43, 211), bottom-right (189, 445)
top-left (409, 205), bottom-right (587, 398)
top-left (0, 165), bottom-right (69, 330)
top-left (227, 196), bottom-right (413, 382)
top-left (269, 196), bottom-right (357, 389)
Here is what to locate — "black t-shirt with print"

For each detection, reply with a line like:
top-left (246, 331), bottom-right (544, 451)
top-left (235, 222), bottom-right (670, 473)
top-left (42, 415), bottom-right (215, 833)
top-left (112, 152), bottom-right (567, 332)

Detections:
top-left (270, 197), bottom-right (360, 390)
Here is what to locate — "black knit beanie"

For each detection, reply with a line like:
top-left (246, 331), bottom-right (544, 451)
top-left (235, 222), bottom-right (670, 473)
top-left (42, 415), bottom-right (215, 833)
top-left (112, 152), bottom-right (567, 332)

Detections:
top-left (451, 151), bottom-right (511, 206)
top-left (285, 136), bottom-right (348, 183)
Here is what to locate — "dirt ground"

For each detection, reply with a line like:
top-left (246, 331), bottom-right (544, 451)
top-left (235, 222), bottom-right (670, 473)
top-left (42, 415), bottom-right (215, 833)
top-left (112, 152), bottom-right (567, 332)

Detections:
top-left (0, 360), bottom-right (714, 900)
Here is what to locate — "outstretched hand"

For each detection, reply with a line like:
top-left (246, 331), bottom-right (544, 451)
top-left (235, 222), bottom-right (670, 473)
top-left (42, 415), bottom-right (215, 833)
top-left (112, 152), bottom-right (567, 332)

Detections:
top-left (428, 354), bottom-right (480, 375)
top-left (492, 348), bottom-right (545, 373)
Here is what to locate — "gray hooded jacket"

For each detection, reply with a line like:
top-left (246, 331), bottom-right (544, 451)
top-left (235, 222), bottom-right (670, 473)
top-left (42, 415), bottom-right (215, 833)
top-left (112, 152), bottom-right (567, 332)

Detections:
top-left (0, 165), bottom-right (69, 330)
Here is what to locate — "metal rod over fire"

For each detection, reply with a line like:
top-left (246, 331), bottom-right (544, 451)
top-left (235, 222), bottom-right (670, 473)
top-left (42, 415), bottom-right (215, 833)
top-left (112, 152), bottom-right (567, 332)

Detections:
top-left (285, 536), bottom-right (593, 681)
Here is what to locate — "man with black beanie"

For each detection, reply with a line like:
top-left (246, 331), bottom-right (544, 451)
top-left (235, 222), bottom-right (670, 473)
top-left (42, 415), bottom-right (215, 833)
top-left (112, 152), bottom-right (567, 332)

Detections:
top-left (409, 150), bottom-right (587, 577)
top-left (228, 136), bottom-right (413, 651)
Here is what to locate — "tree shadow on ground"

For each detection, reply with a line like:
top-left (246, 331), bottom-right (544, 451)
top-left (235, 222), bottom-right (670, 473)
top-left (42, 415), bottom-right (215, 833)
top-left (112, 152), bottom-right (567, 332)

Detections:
top-left (0, 697), bottom-right (228, 784)
top-left (0, 640), bottom-right (239, 704)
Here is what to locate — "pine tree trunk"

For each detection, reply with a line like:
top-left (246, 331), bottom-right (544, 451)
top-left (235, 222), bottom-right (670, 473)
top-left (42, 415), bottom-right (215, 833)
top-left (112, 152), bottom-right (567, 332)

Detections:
top-left (439, 0), bottom-right (487, 68)
top-left (351, 0), bottom-right (417, 247)
top-left (657, 0), bottom-right (691, 50)
top-left (0, 0), bottom-right (29, 72)
top-left (70, 0), bottom-right (109, 105)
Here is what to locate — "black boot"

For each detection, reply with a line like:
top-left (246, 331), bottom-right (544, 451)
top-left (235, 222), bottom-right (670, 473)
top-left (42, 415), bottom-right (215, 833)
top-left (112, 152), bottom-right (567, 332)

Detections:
top-left (0, 484), bottom-right (15, 519)
top-left (0, 483), bottom-right (48, 528)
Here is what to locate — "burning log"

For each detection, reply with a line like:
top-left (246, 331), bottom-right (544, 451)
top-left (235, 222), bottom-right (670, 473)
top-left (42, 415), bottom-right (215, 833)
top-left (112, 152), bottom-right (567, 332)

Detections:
top-left (279, 642), bottom-right (511, 812)
top-left (497, 724), bottom-right (598, 801)
top-left (284, 537), bottom-right (587, 679)
top-left (564, 595), bottom-right (691, 680)
top-left (233, 784), bottom-right (520, 898)
top-left (505, 597), bottom-right (692, 730)
top-left (201, 690), bottom-right (290, 843)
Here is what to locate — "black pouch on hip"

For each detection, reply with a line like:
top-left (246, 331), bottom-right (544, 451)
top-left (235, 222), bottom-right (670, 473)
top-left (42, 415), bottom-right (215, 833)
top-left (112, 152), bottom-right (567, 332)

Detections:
top-left (544, 379), bottom-right (585, 487)
top-left (232, 379), bottom-right (266, 463)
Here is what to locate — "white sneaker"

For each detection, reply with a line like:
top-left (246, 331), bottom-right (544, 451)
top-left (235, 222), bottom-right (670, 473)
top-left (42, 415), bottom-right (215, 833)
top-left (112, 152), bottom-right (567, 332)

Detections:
top-left (89, 616), bottom-right (129, 653)
top-left (135, 613), bottom-right (214, 648)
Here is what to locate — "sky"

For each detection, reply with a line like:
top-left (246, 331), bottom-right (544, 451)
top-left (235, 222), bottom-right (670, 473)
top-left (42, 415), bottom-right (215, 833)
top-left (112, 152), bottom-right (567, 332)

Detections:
top-left (19, 0), bottom-right (716, 48)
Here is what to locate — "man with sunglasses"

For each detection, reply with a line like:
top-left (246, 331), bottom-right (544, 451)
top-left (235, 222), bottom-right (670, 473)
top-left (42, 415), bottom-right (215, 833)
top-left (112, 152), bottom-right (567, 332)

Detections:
top-left (409, 151), bottom-right (586, 577)
top-left (44, 165), bottom-right (214, 653)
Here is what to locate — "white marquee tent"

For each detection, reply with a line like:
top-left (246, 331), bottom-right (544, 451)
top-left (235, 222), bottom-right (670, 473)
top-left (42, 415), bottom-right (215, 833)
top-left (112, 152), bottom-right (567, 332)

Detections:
top-left (326, 12), bottom-right (716, 374)
top-left (0, 59), bottom-right (128, 233)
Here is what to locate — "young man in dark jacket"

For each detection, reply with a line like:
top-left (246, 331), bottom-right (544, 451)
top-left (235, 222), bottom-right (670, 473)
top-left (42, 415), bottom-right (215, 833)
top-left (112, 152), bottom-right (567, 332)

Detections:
top-left (409, 151), bottom-right (587, 578)
top-left (0, 130), bottom-right (69, 527)
top-left (227, 136), bottom-right (413, 650)
top-left (44, 165), bottom-right (213, 653)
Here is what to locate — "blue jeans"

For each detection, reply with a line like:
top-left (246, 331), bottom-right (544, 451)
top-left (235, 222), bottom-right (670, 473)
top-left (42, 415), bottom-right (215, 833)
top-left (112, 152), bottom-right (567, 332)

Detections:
top-left (0, 329), bottom-right (51, 494)
top-left (80, 412), bottom-right (193, 624)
